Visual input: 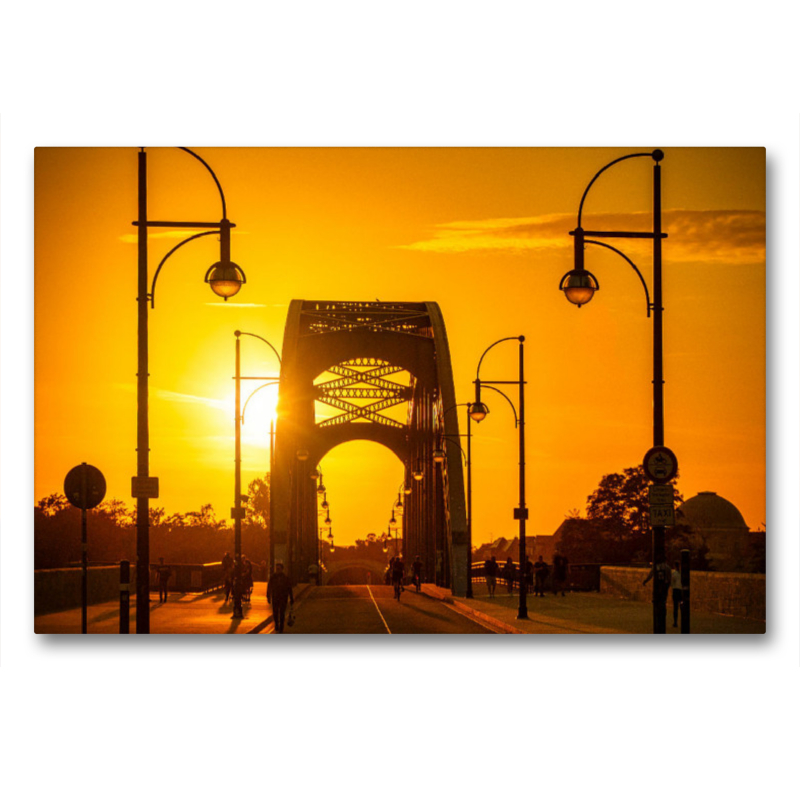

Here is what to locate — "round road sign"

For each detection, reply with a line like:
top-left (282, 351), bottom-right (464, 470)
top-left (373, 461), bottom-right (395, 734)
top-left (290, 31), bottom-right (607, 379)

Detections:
top-left (642, 446), bottom-right (678, 484)
top-left (64, 463), bottom-right (107, 510)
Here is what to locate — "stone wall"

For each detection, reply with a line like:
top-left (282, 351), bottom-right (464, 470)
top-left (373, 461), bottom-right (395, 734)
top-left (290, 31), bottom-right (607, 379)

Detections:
top-left (35, 566), bottom-right (137, 617)
top-left (600, 567), bottom-right (765, 621)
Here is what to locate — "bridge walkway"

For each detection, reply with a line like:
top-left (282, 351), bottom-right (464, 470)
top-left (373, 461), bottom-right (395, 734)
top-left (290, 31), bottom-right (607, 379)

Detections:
top-left (424, 584), bottom-right (766, 634)
top-left (281, 584), bottom-right (494, 634)
top-left (34, 582), bottom-right (308, 634)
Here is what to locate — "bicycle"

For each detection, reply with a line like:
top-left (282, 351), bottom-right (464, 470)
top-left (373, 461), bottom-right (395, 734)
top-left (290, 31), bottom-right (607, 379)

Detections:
top-left (412, 573), bottom-right (421, 592)
top-left (393, 578), bottom-right (402, 601)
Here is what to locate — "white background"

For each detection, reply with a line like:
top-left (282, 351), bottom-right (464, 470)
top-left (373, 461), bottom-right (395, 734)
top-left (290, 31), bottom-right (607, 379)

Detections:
top-left (1, 2), bottom-right (796, 797)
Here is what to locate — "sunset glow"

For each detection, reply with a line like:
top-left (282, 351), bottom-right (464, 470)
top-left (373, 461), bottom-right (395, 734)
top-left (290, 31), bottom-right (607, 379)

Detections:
top-left (35, 147), bottom-right (765, 546)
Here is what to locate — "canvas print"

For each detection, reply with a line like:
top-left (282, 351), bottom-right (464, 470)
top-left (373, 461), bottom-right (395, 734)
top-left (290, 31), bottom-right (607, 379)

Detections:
top-left (34, 147), bottom-right (765, 634)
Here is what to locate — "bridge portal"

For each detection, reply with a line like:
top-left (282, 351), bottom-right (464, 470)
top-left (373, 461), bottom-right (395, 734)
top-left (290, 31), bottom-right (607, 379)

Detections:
top-left (271, 301), bottom-right (468, 595)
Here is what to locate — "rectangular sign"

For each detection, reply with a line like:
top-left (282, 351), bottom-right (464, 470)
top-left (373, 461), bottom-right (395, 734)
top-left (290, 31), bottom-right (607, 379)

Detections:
top-left (131, 476), bottom-right (159, 499)
top-left (649, 485), bottom-right (674, 505)
top-left (650, 505), bottom-right (676, 526)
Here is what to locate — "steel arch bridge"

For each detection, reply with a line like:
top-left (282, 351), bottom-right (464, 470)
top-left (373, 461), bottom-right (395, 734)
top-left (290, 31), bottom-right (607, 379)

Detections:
top-left (271, 300), bottom-right (469, 595)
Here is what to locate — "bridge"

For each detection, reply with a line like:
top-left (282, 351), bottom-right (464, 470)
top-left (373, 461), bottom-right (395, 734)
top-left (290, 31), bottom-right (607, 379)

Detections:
top-left (270, 300), bottom-right (468, 594)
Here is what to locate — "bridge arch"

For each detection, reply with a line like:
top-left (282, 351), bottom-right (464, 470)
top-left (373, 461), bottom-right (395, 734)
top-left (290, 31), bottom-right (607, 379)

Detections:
top-left (271, 300), bottom-right (468, 595)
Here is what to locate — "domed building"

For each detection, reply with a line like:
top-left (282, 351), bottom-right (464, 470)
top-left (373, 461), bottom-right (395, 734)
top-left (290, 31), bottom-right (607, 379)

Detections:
top-left (675, 491), bottom-right (761, 572)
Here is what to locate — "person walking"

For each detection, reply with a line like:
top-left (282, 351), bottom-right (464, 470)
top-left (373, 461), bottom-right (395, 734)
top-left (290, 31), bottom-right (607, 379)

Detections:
top-left (643, 558), bottom-right (672, 630)
top-left (391, 556), bottom-right (406, 600)
top-left (267, 561), bottom-right (294, 633)
top-left (157, 557), bottom-right (171, 603)
top-left (670, 561), bottom-right (683, 628)
top-left (411, 556), bottom-right (423, 592)
top-left (533, 555), bottom-right (549, 598)
top-left (484, 555), bottom-right (498, 597)
top-left (553, 550), bottom-right (569, 596)
top-left (242, 556), bottom-right (254, 602)
top-left (222, 551), bottom-right (234, 603)
top-left (502, 557), bottom-right (515, 594)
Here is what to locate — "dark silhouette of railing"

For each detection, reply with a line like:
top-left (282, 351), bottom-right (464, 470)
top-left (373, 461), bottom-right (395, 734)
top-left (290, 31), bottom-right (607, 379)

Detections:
top-left (469, 561), bottom-right (606, 592)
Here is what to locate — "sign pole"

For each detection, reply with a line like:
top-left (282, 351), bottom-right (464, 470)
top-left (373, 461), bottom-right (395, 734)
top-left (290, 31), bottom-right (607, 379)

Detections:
top-left (120, 560), bottom-right (131, 634)
top-left (81, 465), bottom-right (88, 635)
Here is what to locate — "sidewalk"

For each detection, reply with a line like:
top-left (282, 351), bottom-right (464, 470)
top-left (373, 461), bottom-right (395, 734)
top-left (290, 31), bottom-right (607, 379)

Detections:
top-left (423, 584), bottom-right (766, 634)
top-left (35, 582), bottom-right (306, 635)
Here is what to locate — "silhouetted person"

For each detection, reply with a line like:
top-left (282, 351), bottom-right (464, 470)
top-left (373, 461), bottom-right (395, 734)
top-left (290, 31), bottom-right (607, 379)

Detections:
top-left (267, 561), bottom-right (294, 633)
top-left (231, 557), bottom-right (245, 619)
top-left (502, 558), bottom-right (515, 594)
top-left (157, 558), bottom-right (171, 603)
top-left (243, 556), bottom-right (254, 602)
top-left (411, 556), bottom-right (423, 591)
top-left (391, 557), bottom-right (406, 599)
top-left (222, 552), bottom-right (233, 603)
top-left (484, 555), bottom-right (498, 597)
top-left (533, 555), bottom-right (549, 597)
top-left (553, 550), bottom-right (569, 596)
top-left (643, 559), bottom-right (671, 629)
top-left (671, 561), bottom-right (683, 628)
top-left (386, 557), bottom-right (395, 585)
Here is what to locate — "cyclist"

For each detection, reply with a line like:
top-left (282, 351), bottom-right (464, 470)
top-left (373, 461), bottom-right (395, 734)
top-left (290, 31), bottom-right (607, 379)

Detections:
top-left (411, 555), bottom-right (423, 592)
top-left (391, 556), bottom-right (406, 600)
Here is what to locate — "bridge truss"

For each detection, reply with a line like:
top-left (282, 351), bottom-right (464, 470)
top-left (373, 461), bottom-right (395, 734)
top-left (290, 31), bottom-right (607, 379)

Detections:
top-left (271, 301), bottom-right (469, 595)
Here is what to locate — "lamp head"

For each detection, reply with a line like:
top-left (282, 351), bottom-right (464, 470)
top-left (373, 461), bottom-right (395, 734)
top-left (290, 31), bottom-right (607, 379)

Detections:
top-left (469, 402), bottom-right (489, 422)
top-left (432, 447), bottom-right (446, 464)
top-left (559, 268), bottom-right (599, 308)
top-left (296, 449), bottom-right (309, 462)
top-left (206, 261), bottom-right (245, 300)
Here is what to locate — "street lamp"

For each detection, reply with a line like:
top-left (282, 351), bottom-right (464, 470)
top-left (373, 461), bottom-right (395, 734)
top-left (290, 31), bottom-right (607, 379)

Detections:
top-left (472, 336), bottom-right (528, 620)
top-left (133, 147), bottom-right (245, 634)
top-left (232, 330), bottom-right (281, 615)
top-left (561, 148), bottom-right (670, 634)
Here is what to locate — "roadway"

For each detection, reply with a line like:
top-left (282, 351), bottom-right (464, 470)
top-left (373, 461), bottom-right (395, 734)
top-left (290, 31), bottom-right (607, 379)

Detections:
top-left (280, 584), bottom-right (494, 634)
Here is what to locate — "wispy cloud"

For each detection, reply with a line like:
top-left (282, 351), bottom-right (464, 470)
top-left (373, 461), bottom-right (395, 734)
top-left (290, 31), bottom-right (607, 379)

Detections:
top-left (399, 209), bottom-right (765, 264)
top-left (115, 383), bottom-right (227, 410)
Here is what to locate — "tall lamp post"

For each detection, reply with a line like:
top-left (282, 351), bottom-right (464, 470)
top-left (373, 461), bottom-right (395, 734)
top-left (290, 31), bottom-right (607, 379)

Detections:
top-left (233, 330), bottom-right (281, 617)
top-left (559, 148), bottom-right (672, 634)
top-left (469, 336), bottom-right (527, 619)
top-left (134, 147), bottom-right (245, 634)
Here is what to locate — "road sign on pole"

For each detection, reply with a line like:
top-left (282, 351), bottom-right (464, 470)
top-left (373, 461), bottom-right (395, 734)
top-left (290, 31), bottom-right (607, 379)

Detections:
top-left (64, 463), bottom-right (107, 634)
top-left (643, 446), bottom-right (678, 484)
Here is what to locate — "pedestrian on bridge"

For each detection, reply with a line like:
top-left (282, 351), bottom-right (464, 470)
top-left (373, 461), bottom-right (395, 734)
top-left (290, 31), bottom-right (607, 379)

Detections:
top-left (222, 552), bottom-right (233, 603)
top-left (157, 558), bottom-right (172, 603)
top-left (502, 558), bottom-right (515, 594)
top-left (484, 555), bottom-right (498, 597)
top-left (533, 555), bottom-right (549, 597)
top-left (553, 550), bottom-right (569, 596)
top-left (267, 561), bottom-right (294, 633)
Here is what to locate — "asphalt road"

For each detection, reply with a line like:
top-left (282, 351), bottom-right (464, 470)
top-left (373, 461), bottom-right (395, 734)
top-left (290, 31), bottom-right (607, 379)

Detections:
top-left (281, 585), bottom-right (494, 634)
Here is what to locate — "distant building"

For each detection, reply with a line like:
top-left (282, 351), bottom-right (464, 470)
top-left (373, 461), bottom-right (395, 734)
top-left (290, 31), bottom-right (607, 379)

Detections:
top-left (676, 491), bottom-right (763, 572)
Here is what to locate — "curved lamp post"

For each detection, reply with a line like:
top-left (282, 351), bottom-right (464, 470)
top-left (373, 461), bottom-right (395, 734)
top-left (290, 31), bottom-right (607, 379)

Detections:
top-left (560, 148), bottom-right (669, 634)
top-left (232, 330), bottom-right (281, 616)
top-left (470, 336), bottom-right (527, 619)
top-left (133, 147), bottom-right (245, 634)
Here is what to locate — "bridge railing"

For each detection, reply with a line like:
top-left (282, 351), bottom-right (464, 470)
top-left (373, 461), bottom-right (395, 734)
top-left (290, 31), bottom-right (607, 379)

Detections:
top-left (469, 561), bottom-right (604, 592)
top-left (148, 561), bottom-right (226, 593)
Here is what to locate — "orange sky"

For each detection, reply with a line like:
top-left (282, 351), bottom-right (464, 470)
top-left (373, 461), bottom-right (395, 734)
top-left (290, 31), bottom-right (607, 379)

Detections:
top-left (35, 147), bottom-right (765, 546)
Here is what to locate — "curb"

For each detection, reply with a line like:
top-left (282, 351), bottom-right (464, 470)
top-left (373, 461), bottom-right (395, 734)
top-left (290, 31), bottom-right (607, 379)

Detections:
top-left (420, 585), bottom-right (523, 635)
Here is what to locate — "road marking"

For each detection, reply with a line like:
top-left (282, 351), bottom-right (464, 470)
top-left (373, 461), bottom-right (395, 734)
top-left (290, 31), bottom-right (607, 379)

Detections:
top-left (366, 585), bottom-right (392, 634)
